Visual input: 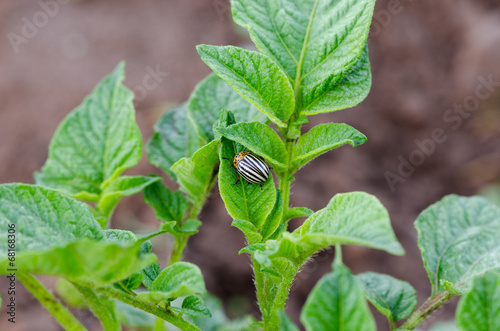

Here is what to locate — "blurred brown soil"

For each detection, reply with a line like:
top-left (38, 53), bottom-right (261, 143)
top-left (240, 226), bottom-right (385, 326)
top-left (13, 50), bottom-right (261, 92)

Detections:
top-left (0, 0), bottom-right (499, 330)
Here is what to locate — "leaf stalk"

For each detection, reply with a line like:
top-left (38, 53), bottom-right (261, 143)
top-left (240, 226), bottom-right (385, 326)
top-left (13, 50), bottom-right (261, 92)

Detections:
top-left (18, 273), bottom-right (87, 331)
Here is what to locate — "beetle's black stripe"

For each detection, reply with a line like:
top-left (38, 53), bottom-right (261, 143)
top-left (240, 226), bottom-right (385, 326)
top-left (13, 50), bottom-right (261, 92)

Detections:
top-left (240, 157), bottom-right (268, 179)
top-left (245, 154), bottom-right (269, 174)
top-left (236, 153), bottom-right (269, 184)
top-left (239, 160), bottom-right (266, 179)
top-left (238, 162), bottom-right (266, 182)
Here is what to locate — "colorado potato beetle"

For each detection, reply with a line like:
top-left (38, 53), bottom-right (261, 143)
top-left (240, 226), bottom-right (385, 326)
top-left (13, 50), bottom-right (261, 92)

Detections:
top-left (232, 151), bottom-right (270, 187)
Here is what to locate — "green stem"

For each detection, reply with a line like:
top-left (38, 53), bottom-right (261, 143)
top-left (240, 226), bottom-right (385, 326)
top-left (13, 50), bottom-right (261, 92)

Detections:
top-left (167, 174), bottom-right (218, 266)
top-left (266, 269), bottom-right (298, 330)
top-left (18, 273), bottom-right (87, 331)
top-left (71, 282), bottom-right (120, 331)
top-left (169, 234), bottom-right (189, 265)
top-left (254, 263), bottom-right (270, 322)
top-left (92, 284), bottom-right (201, 331)
top-left (389, 319), bottom-right (397, 330)
top-left (400, 291), bottom-right (457, 330)
top-left (279, 137), bottom-right (295, 220)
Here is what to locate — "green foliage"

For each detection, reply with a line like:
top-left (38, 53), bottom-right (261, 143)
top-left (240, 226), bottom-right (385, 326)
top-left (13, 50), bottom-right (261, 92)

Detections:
top-left (6, 0), bottom-right (494, 330)
top-left (231, 0), bottom-right (374, 113)
top-left (0, 184), bottom-right (155, 285)
top-left (197, 45), bottom-right (295, 127)
top-left (137, 262), bottom-right (207, 303)
top-left (35, 62), bottom-right (142, 201)
top-left (357, 272), bottom-right (417, 321)
top-left (56, 279), bottom-right (87, 308)
top-left (292, 123), bottom-right (367, 171)
top-left (216, 122), bottom-right (288, 171)
top-left (188, 73), bottom-right (266, 142)
top-left (299, 192), bottom-right (404, 255)
top-left (301, 256), bottom-right (376, 331)
top-left (143, 181), bottom-right (189, 224)
top-left (98, 175), bottom-right (161, 219)
top-left (218, 132), bottom-right (277, 229)
top-left (170, 295), bottom-right (212, 318)
top-left (171, 140), bottom-right (220, 208)
top-left (456, 271), bottom-right (500, 330)
top-left (147, 103), bottom-right (203, 178)
top-left (415, 195), bottom-right (500, 295)
top-left (278, 311), bottom-right (300, 331)
top-left (139, 241), bottom-right (161, 291)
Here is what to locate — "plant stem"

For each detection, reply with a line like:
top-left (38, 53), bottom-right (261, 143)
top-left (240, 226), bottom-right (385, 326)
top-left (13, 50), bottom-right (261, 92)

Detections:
top-left (279, 137), bottom-right (295, 221)
top-left (169, 234), bottom-right (189, 265)
top-left (389, 319), bottom-right (397, 330)
top-left (92, 284), bottom-right (202, 331)
top-left (266, 268), bottom-right (298, 330)
top-left (71, 282), bottom-right (120, 331)
top-left (18, 273), bottom-right (87, 331)
top-left (167, 174), bottom-right (218, 266)
top-left (400, 291), bottom-right (457, 330)
top-left (253, 263), bottom-right (270, 322)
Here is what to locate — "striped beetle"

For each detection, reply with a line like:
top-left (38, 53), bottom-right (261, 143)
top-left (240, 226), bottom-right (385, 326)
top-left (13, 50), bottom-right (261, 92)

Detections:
top-left (232, 151), bottom-right (270, 188)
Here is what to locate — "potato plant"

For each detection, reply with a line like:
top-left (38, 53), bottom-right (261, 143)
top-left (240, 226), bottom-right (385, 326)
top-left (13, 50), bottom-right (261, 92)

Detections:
top-left (1, 0), bottom-right (500, 330)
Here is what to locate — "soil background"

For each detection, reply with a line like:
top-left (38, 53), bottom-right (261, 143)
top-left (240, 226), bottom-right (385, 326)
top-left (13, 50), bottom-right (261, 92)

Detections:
top-left (1, 0), bottom-right (500, 330)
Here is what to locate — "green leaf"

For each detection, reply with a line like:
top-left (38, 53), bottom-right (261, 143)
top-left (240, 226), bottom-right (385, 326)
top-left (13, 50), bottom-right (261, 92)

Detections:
top-left (356, 272), bottom-right (417, 321)
top-left (292, 123), bottom-right (367, 171)
top-left (0, 183), bottom-right (103, 247)
top-left (186, 295), bottom-right (259, 331)
top-left (301, 259), bottom-right (376, 331)
top-left (35, 62), bottom-right (142, 200)
top-left (241, 233), bottom-right (303, 267)
top-left (115, 272), bottom-right (143, 291)
top-left (103, 229), bottom-right (137, 245)
top-left (243, 193), bottom-right (404, 269)
top-left (232, 220), bottom-right (263, 245)
top-left (232, 0), bottom-right (375, 113)
top-left (139, 241), bottom-right (160, 291)
top-left (138, 262), bottom-right (206, 303)
top-left (160, 219), bottom-right (202, 236)
top-left (56, 279), bottom-right (87, 308)
top-left (216, 122), bottom-right (288, 171)
top-left (300, 192), bottom-right (405, 256)
top-left (303, 45), bottom-right (372, 115)
top-left (197, 45), bottom-right (295, 127)
top-left (6, 240), bottom-right (155, 286)
top-left (188, 73), bottom-right (267, 142)
top-left (261, 190), bottom-right (284, 241)
top-left (115, 300), bottom-right (157, 329)
top-left (213, 108), bottom-right (238, 141)
top-left (415, 195), bottom-right (500, 295)
top-left (457, 272), bottom-right (500, 331)
top-left (143, 181), bottom-right (189, 223)
top-left (218, 136), bottom-right (276, 228)
top-left (170, 295), bottom-right (212, 318)
top-left (147, 103), bottom-right (204, 178)
top-left (278, 311), bottom-right (299, 331)
top-left (171, 140), bottom-right (220, 207)
top-left (284, 207), bottom-right (314, 222)
top-left (98, 175), bottom-right (161, 219)
top-left (0, 184), bottom-right (155, 285)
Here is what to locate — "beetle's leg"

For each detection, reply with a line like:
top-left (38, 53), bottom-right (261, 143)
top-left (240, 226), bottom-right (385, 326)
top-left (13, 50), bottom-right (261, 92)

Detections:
top-left (233, 175), bottom-right (240, 185)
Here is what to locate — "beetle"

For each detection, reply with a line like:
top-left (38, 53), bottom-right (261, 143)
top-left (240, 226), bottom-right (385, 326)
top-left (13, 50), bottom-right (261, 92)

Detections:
top-left (231, 151), bottom-right (270, 188)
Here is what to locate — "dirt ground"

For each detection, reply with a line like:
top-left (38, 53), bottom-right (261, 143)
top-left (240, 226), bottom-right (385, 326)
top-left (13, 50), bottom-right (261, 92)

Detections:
top-left (0, 0), bottom-right (499, 330)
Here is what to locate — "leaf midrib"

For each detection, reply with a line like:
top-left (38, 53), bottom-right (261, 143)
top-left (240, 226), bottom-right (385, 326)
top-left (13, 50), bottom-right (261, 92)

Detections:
top-left (204, 46), bottom-right (286, 126)
top-left (293, 0), bottom-right (320, 100)
top-left (432, 208), bottom-right (499, 293)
